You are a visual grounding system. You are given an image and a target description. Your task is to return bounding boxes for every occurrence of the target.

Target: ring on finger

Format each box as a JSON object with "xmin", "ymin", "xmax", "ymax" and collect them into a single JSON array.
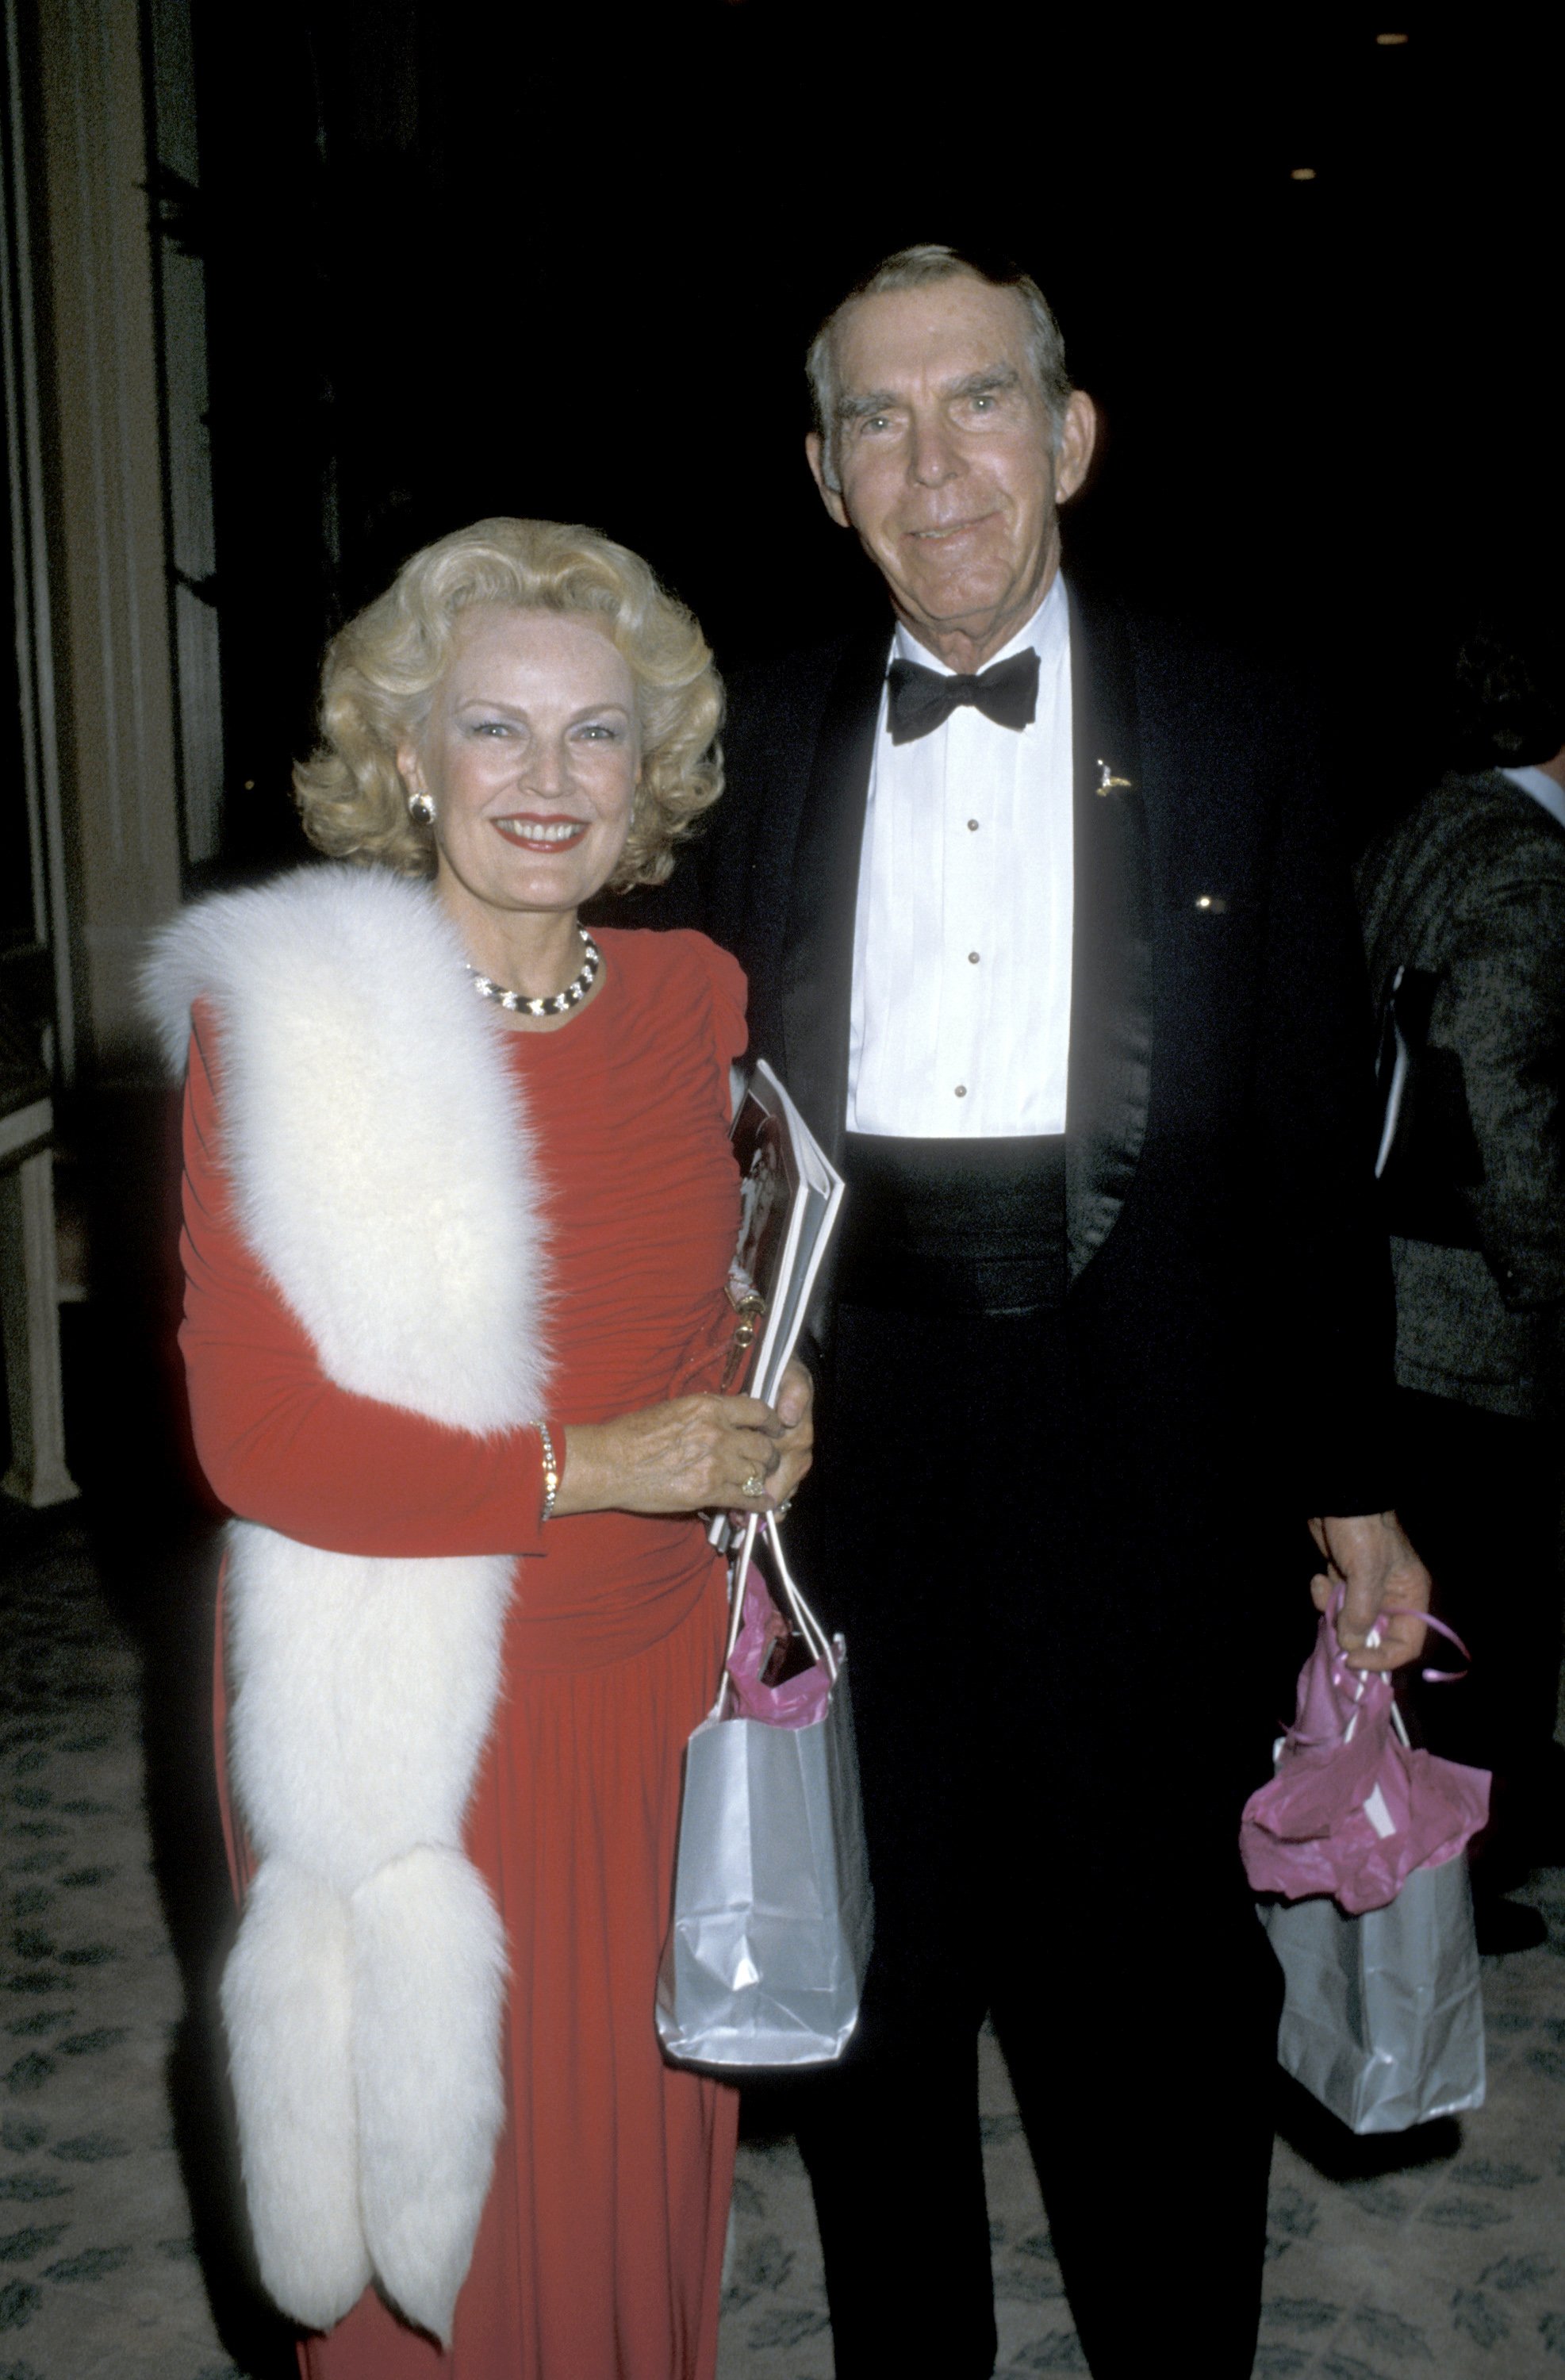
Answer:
[{"xmin": 741, "ymin": 1471, "xmax": 766, "ymax": 1498}]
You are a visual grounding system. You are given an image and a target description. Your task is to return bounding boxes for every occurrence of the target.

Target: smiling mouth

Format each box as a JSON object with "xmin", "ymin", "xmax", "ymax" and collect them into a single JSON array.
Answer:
[
  {"xmin": 494, "ymin": 816, "xmax": 589, "ymax": 850},
  {"xmin": 907, "ymin": 514, "xmax": 995, "ymax": 544}
]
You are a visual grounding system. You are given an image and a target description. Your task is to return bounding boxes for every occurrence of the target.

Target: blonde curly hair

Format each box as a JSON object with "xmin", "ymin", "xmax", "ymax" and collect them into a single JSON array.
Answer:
[{"xmin": 293, "ymin": 518, "xmax": 723, "ymax": 891}]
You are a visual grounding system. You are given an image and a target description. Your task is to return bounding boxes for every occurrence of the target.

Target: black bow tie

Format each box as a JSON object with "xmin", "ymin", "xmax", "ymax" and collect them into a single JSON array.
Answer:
[{"xmin": 886, "ymin": 647, "xmax": 1041, "ymax": 746}]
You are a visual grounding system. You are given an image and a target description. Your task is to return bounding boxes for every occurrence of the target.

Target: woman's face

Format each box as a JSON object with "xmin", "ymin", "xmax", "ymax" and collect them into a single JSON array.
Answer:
[{"xmin": 401, "ymin": 605, "xmax": 640, "ymax": 926}]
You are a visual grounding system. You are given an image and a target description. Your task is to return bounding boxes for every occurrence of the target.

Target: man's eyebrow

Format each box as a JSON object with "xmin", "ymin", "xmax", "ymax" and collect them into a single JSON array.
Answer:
[
  {"xmin": 946, "ymin": 366, "xmax": 1022, "ymax": 400},
  {"xmin": 835, "ymin": 389, "xmax": 899, "ymax": 424}
]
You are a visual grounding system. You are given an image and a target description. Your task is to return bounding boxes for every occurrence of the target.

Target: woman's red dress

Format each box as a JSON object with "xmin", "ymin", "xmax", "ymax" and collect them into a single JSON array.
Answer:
[{"xmin": 178, "ymin": 927, "xmax": 746, "ymax": 2380}]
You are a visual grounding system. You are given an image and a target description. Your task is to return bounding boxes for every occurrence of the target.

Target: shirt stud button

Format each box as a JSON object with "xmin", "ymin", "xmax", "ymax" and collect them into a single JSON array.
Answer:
[
  {"xmin": 968, "ymin": 950, "xmax": 980, "ymax": 964},
  {"xmin": 967, "ymin": 818, "xmax": 980, "ymax": 831},
  {"xmin": 954, "ymin": 1084, "xmax": 968, "ymax": 1098}
]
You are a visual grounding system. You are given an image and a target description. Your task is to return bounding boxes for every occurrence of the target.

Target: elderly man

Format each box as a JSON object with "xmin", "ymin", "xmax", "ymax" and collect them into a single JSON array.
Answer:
[{"xmin": 660, "ymin": 246, "xmax": 1429, "ymax": 2378}]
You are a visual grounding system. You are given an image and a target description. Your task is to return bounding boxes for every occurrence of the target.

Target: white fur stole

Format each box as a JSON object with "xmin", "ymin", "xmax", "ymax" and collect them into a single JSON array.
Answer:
[{"xmin": 146, "ymin": 865, "xmax": 550, "ymax": 2342}]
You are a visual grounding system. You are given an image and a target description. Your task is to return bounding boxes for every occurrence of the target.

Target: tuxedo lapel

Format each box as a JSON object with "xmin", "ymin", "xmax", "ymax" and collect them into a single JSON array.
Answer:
[
  {"xmin": 779, "ymin": 625, "xmax": 892, "ymax": 1160},
  {"xmin": 1065, "ymin": 584, "xmax": 1153, "ymax": 1279}
]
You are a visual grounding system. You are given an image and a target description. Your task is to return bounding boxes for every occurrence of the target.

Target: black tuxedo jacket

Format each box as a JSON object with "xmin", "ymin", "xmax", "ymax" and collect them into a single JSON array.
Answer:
[{"xmin": 645, "ymin": 583, "xmax": 1396, "ymax": 1526}]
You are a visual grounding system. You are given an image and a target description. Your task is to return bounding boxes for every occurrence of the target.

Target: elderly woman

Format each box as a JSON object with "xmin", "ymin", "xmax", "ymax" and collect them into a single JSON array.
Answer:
[{"xmin": 148, "ymin": 520, "xmax": 812, "ymax": 2380}]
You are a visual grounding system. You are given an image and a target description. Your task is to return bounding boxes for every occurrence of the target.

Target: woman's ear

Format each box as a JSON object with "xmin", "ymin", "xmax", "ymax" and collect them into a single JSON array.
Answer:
[{"xmin": 396, "ymin": 736, "xmax": 424, "ymax": 799}]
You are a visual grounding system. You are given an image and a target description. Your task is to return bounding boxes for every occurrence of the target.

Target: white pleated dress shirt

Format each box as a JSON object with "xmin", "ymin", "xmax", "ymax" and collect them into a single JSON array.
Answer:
[{"xmin": 847, "ymin": 573, "xmax": 1074, "ymax": 1138}]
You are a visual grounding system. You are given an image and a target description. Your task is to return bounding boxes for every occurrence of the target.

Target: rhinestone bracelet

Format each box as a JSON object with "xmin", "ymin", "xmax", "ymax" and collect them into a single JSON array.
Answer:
[{"xmin": 539, "ymin": 1422, "xmax": 560, "ymax": 1524}]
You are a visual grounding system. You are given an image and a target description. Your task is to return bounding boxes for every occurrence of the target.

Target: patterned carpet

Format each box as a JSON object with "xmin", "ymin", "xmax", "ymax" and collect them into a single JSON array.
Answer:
[{"xmin": 4, "ymin": 1497, "xmax": 1565, "ymax": 2380}]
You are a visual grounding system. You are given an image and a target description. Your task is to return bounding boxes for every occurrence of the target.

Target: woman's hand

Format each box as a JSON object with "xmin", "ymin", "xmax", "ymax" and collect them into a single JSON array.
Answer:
[
  {"xmin": 552, "ymin": 1361, "xmax": 815, "ymax": 1522},
  {"xmin": 761, "ymin": 1360, "xmax": 815, "ymax": 1509},
  {"xmin": 553, "ymin": 1389, "xmax": 781, "ymax": 1520}
]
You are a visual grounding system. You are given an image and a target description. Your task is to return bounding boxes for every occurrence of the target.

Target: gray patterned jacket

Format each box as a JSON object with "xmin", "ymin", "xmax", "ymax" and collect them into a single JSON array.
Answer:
[{"xmin": 1357, "ymin": 772, "xmax": 1565, "ymax": 1418}]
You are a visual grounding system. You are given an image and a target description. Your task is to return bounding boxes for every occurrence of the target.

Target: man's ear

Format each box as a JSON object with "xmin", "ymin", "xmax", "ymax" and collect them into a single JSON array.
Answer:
[
  {"xmin": 1054, "ymin": 391, "xmax": 1099, "ymax": 505},
  {"xmin": 805, "ymin": 432, "xmax": 850, "ymax": 530}
]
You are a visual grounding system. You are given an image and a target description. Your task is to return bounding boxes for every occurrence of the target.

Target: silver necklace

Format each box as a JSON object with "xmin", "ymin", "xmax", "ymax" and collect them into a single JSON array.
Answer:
[{"xmin": 466, "ymin": 926, "xmax": 601, "ymax": 1019}]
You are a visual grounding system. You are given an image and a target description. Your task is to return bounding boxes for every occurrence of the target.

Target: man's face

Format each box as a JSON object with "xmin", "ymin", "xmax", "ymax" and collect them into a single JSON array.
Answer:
[{"xmin": 807, "ymin": 277, "xmax": 1095, "ymax": 666}]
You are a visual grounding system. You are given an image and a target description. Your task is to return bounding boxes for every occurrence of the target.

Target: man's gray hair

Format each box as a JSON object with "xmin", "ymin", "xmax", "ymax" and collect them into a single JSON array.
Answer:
[{"xmin": 807, "ymin": 244, "xmax": 1072, "ymax": 493}]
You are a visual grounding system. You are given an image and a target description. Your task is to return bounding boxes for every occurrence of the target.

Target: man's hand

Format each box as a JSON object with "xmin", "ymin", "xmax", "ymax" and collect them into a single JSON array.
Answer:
[{"xmin": 1308, "ymin": 1511, "xmax": 1430, "ymax": 1672}]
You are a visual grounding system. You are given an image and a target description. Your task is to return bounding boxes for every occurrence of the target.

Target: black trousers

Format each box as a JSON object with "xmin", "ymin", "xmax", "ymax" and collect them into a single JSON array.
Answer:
[
  {"xmin": 1395, "ymin": 1388, "xmax": 1564, "ymax": 1865},
  {"xmin": 787, "ymin": 1295, "xmax": 1284, "ymax": 2380}
]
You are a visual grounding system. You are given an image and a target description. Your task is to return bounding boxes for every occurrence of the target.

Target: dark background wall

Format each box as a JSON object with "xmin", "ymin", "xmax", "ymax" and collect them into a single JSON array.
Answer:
[{"xmin": 189, "ymin": 6, "xmax": 1561, "ymax": 877}]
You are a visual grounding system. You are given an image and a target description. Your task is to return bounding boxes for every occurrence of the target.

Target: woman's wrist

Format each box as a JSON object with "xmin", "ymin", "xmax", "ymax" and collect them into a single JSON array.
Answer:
[
  {"xmin": 548, "ymin": 1421, "xmax": 605, "ymax": 1520},
  {"xmin": 538, "ymin": 1422, "xmax": 561, "ymax": 1524}
]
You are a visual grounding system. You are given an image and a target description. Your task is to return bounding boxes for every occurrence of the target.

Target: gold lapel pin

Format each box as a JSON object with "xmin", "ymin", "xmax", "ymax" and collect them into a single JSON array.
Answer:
[{"xmin": 1095, "ymin": 759, "xmax": 1134, "ymax": 795}]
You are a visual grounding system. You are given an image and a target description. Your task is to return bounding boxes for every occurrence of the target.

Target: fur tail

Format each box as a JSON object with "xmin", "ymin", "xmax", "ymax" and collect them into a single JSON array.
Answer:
[
  {"xmin": 351, "ymin": 1846, "xmax": 508, "ymax": 2345},
  {"xmin": 221, "ymin": 1857, "xmax": 372, "ymax": 2332}
]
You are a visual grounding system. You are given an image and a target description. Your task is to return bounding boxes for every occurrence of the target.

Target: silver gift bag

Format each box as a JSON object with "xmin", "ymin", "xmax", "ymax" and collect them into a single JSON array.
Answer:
[
  {"xmin": 1261, "ymin": 1853, "xmax": 1486, "ymax": 2134},
  {"xmin": 656, "ymin": 1518, "xmax": 873, "ymax": 2069}
]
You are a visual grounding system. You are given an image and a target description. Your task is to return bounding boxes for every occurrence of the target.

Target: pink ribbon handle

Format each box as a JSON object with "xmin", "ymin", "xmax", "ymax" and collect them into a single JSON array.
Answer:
[
  {"xmin": 1377, "ymin": 1603, "xmax": 1473, "ymax": 1685},
  {"xmin": 1281, "ymin": 1593, "xmax": 1474, "ymax": 1749}
]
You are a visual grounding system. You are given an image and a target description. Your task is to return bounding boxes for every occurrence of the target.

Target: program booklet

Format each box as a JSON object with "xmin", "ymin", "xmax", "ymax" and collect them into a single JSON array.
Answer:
[
  {"xmin": 725, "ymin": 1058, "xmax": 844, "ymax": 1407},
  {"xmin": 706, "ymin": 1060, "xmax": 844, "ymax": 1549}
]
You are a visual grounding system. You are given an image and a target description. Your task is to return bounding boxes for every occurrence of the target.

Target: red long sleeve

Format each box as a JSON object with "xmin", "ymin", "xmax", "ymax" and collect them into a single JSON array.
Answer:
[{"xmin": 178, "ymin": 1005, "xmax": 548, "ymax": 1558}]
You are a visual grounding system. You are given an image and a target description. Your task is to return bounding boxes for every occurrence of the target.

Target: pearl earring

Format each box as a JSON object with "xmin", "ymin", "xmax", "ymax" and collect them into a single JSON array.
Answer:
[{"xmin": 408, "ymin": 790, "xmax": 435, "ymax": 824}]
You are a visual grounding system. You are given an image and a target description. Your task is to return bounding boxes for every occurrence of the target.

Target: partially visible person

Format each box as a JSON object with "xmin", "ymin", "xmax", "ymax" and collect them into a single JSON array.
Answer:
[
  {"xmin": 148, "ymin": 519, "xmax": 813, "ymax": 2378},
  {"xmin": 1360, "ymin": 614, "xmax": 1565, "ymax": 1952}
]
